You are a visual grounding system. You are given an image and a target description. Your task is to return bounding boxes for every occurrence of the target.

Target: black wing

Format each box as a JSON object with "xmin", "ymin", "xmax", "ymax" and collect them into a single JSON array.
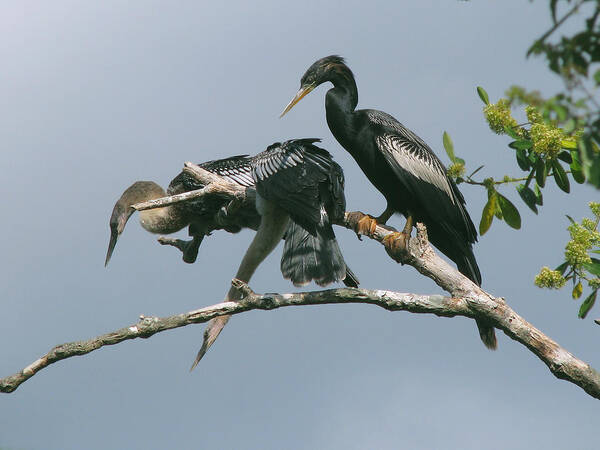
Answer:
[
  {"xmin": 365, "ymin": 110, "xmax": 477, "ymax": 244},
  {"xmin": 250, "ymin": 138, "xmax": 346, "ymax": 235},
  {"xmin": 167, "ymin": 155, "xmax": 254, "ymax": 194}
]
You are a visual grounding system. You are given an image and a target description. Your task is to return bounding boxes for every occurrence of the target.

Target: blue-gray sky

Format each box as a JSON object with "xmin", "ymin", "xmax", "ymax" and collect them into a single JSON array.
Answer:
[{"xmin": 2, "ymin": 1, "xmax": 599, "ymax": 449}]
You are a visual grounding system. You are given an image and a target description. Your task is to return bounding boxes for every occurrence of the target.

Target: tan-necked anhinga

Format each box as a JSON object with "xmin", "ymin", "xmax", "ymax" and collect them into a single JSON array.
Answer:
[
  {"xmin": 280, "ymin": 56, "xmax": 495, "ymax": 349},
  {"xmin": 105, "ymin": 155, "xmax": 260, "ymax": 267},
  {"xmin": 105, "ymin": 140, "xmax": 358, "ymax": 369}
]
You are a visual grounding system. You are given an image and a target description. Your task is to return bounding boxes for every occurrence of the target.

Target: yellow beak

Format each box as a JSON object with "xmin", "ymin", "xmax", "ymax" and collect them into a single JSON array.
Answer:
[{"xmin": 279, "ymin": 85, "xmax": 315, "ymax": 118}]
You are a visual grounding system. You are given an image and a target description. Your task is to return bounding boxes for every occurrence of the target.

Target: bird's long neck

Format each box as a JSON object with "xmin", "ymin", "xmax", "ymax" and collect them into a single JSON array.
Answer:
[
  {"xmin": 139, "ymin": 206, "xmax": 187, "ymax": 235},
  {"xmin": 226, "ymin": 197, "xmax": 289, "ymax": 301},
  {"xmin": 325, "ymin": 77, "xmax": 359, "ymax": 149}
]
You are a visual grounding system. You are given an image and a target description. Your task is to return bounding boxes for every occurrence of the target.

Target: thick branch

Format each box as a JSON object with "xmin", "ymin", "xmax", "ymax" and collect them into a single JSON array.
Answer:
[
  {"xmin": 0, "ymin": 282, "xmax": 458, "ymax": 393},
  {"xmin": 2, "ymin": 280, "xmax": 600, "ymax": 399}
]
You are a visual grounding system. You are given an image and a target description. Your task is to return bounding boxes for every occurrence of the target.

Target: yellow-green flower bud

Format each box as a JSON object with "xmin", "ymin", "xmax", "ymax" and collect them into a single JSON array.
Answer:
[
  {"xmin": 525, "ymin": 106, "xmax": 543, "ymax": 124},
  {"xmin": 582, "ymin": 218, "xmax": 597, "ymax": 232},
  {"xmin": 590, "ymin": 202, "xmax": 600, "ymax": 218},
  {"xmin": 530, "ymin": 122, "xmax": 563, "ymax": 157},
  {"xmin": 484, "ymin": 99, "xmax": 518, "ymax": 134},
  {"xmin": 589, "ymin": 278, "xmax": 600, "ymax": 290},
  {"xmin": 534, "ymin": 266, "xmax": 567, "ymax": 289},
  {"xmin": 447, "ymin": 162, "xmax": 465, "ymax": 179},
  {"xmin": 565, "ymin": 240, "xmax": 592, "ymax": 266}
]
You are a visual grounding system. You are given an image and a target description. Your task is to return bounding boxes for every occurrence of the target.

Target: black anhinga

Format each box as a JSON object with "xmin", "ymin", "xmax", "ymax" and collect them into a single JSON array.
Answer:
[
  {"xmin": 280, "ymin": 56, "xmax": 496, "ymax": 350},
  {"xmin": 191, "ymin": 138, "xmax": 358, "ymax": 368}
]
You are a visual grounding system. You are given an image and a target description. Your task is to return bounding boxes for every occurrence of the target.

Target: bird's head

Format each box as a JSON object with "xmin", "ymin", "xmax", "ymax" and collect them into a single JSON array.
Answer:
[
  {"xmin": 105, "ymin": 181, "xmax": 165, "ymax": 266},
  {"xmin": 280, "ymin": 55, "xmax": 353, "ymax": 117}
]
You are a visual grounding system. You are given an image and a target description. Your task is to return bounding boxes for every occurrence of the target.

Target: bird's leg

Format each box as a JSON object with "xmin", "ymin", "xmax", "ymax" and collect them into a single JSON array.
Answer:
[
  {"xmin": 375, "ymin": 205, "xmax": 395, "ymax": 224},
  {"xmin": 190, "ymin": 201, "xmax": 289, "ymax": 370},
  {"xmin": 382, "ymin": 215, "xmax": 414, "ymax": 262},
  {"xmin": 157, "ymin": 233, "xmax": 205, "ymax": 264}
]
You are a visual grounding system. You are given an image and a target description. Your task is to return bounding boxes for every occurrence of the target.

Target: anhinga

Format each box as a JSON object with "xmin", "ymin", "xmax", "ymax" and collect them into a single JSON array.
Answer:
[
  {"xmin": 104, "ymin": 139, "xmax": 358, "ymax": 368},
  {"xmin": 191, "ymin": 138, "xmax": 358, "ymax": 369},
  {"xmin": 105, "ymin": 155, "xmax": 260, "ymax": 267},
  {"xmin": 281, "ymin": 56, "xmax": 496, "ymax": 350}
]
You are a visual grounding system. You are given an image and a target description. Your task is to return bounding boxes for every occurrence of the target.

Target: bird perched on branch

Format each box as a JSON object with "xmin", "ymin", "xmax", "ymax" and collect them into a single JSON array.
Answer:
[
  {"xmin": 191, "ymin": 138, "xmax": 358, "ymax": 369},
  {"xmin": 104, "ymin": 139, "xmax": 358, "ymax": 368},
  {"xmin": 104, "ymin": 155, "xmax": 260, "ymax": 267},
  {"xmin": 280, "ymin": 55, "xmax": 495, "ymax": 350}
]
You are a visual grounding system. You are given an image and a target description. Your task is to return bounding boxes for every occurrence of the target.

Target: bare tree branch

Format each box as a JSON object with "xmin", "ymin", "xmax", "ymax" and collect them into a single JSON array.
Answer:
[
  {"xmin": 2, "ymin": 276, "xmax": 600, "ymax": 398},
  {"xmin": 133, "ymin": 162, "xmax": 250, "ymax": 212},
  {"xmin": 3, "ymin": 165, "xmax": 599, "ymax": 399}
]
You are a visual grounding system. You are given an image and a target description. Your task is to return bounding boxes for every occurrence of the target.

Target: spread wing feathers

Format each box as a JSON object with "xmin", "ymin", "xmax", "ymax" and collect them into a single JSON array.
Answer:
[
  {"xmin": 167, "ymin": 155, "xmax": 254, "ymax": 194},
  {"xmin": 251, "ymin": 139, "xmax": 346, "ymax": 235}
]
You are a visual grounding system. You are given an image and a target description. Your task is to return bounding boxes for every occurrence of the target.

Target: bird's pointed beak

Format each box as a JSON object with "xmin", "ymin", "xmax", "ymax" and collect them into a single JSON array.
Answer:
[
  {"xmin": 104, "ymin": 227, "xmax": 120, "ymax": 267},
  {"xmin": 280, "ymin": 85, "xmax": 314, "ymax": 118},
  {"xmin": 104, "ymin": 204, "xmax": 134, "ymax": 267}
]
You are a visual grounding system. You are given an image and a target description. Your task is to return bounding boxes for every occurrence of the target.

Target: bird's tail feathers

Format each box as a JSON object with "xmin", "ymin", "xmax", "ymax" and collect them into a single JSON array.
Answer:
[
  {"xmin": 476, "ymin": 318, "xmax": 497, "ymax": 350},
  {"xmin": 456, "ymin": 250, "xmax": 482, "ymax": 287},
  {"xmin": 281, "ymin": 220, "xmax": 356, "ymax": 287},
  {"xmin": 456, "ymin": 250, "xmax": 497, "ymax": 350}
]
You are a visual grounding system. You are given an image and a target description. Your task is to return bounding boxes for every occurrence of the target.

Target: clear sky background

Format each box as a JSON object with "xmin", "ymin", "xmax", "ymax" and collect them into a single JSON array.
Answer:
[{"xmin": 1, "ymin": 1, "xmax": 599, "ymax": 449}]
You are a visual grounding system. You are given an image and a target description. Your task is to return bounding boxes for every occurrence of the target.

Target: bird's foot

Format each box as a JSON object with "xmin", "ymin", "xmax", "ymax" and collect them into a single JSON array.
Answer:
[
  {"xmin": 157, "ymin": 235, "xmax": 203, "ymax": 263},
  {"xmin": 347, "ymin": 211, "xmax": 379, "ymax": 238},
  {"xmin": 382, "ymin": 231, "xmax": 410, "ymax": 263}
]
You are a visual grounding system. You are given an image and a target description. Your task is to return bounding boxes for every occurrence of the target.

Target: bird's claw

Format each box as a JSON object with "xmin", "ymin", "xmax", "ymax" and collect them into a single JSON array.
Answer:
[
  {"xmin": 382, "ymin": 231, "xmax": 410, "ymax": 263},
  {"xmin": 347, "ymin": 211, "xmax": 379, "ymax": 237}
]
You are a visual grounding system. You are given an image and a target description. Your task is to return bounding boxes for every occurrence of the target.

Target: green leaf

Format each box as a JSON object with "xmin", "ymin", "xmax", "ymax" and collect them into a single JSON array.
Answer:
[
  {"xmin": 557, "ymin": 151, "xmax": 572, "ymax": 164},
  {"xmin": 572, "ymin": 281, "xmax": 583, "ymax": 299},
  {"xmin": 516, "ymin": 184, "xmax": 538, "ymax": 214},
  {"xmin": 508, "ymin": 140, "xmax": 533, "ymax": 151},
  {"xmin": 479, "ymin": 191, "xmax": 497, "ymax": 236},
  {"xmin": 572, "ymin": 170, "xmax": 585, "ymax": 184},
  {"xmin": 477, "ymin": 86, "xmax": 490, "ymax": 105},
  {"xmin": 578, "ymin": 290, "xmax": 597, "ymax": 319},
  {"xmin": 566, "ymin": 215, "xmax": 576, "ymax": 224},
  {"xmin": 443, "ymin": 131, "xmax": 455, "ymax": 162},
  {"xmin": 583, "ymin": 258, "xmax": 600, "ymax": 277},
  {"xmin": 505, "ymin": 126, "xmax": 520, "ymax": 139},
  {"xmin": 455, "ymin": 157, "xmax": 465, "ymax": 165},
  {"xmin": 535, "ymin": 159, "xmax": 547, "ymax": 187},
  {"xmin": 497, "ymin": 193, "xmax": 521, "ymax": 229},
  {"xmin": 555, "ymin": 261, "xmax": 569, "ymax": 276},
  {"xmin": 552, "ymin": 159, "xmax": 570, "ymax": 193},
  {"xmin": 534, "ymin": 183, "xmax": 543, "ymax": 206},
  {"xmin": 561, "ymin": 139, "xmax": 577, "ymax": 150},
  {"xmin": 516, "ymin": 149, "xmax": 531, "ymax": 171},
  {"xmin": 571, "ymin": 160, "xmax": 586, "ymax": 184},
  {"xmin": 594, "ymin": 68, "xmax": 600, "ymax": 86}
]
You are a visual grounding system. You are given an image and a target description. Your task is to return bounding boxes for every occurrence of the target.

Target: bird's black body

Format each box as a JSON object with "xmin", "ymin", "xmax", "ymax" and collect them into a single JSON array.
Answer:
[
  {"xmin": 251, "ymin": 138, "xmax": 355, "ymax": 286},
  {"xmin": 330, "ymin": 107, "xmax": 481, "ymax": 285},
  {"xmin": 282, "ymin": 55, "xmax": 494, "ymax": 349}
]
